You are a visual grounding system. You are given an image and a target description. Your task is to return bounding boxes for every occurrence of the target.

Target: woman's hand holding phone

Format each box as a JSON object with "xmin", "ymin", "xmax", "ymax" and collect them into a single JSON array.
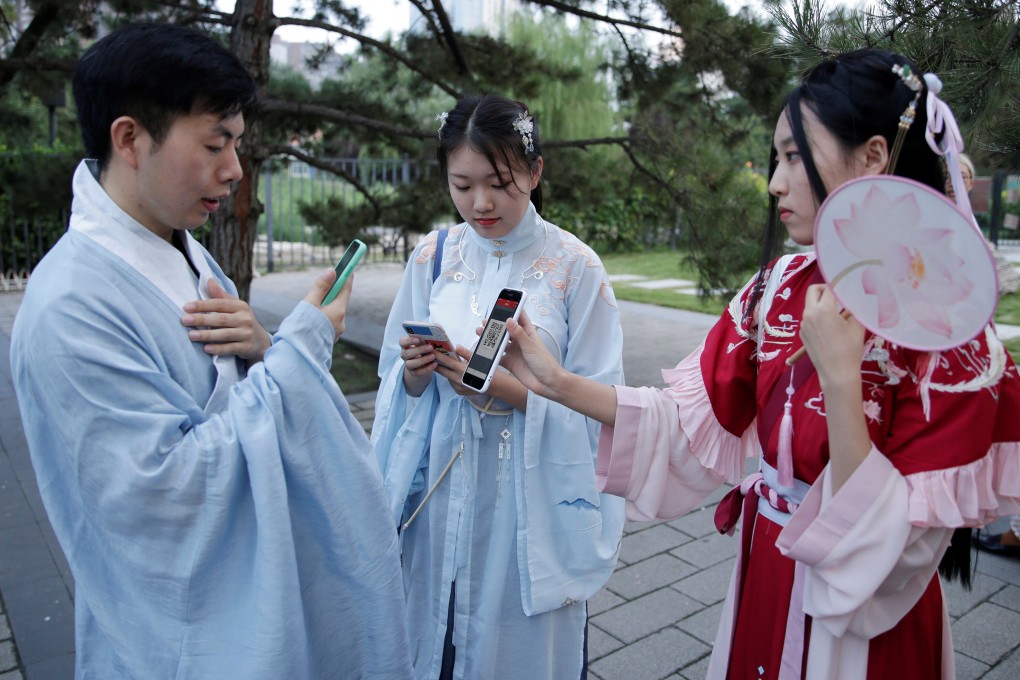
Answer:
[
  {"xmin": 502, "ymin": 311, "xmax": 565, "ymax": 400},
  {"xmin": 432, "ymin": 346, "xmax": 474, "ymax": 396},
  {"xmin": 400, "ymin": 334, "xmax": 443, "ymax": 396},
  {"xmin": 504, "ymin": 310, "xmax": 619, "ymax": 426},
  {"xmin": 432, "ymin": 344, "xmax": 528, "ymax": 411},
  {"xmin": 399, "ymin": 330, "xmax": 495, "ymax": 401}
]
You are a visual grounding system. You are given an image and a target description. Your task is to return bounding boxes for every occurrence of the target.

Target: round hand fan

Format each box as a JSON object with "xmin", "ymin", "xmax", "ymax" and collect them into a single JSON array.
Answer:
[{"xmin": 814, "ymin": 175, "xmax": 997, "ymax": 352}]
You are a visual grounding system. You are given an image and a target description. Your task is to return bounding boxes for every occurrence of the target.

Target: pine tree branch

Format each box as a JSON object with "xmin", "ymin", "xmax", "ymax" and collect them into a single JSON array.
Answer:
[
  {"xmin": 431, "ymin": 0, "xmax": 471, "ymax": 76},
  {"xmin": 0, "ymin": 0, "xmax": 62, "ymax": 91},
  {"xmin": 275, "ymin": 15, "xmax": 462, "ymax": 97},
  {"xmin": 261, "ymin": 99, "xmax": 434, "ymax": 139},
  {"xmin": 153, "ymin": 0, "xmax": 234, "ymax": 23},
  {"xmin": 264, "ymin": 144, "xmax": 382, "ymax": 214},
  {"xmin": 406, "ymin": 0, "xmax": 444, "ymax": 39},
  {"xmin": 544, "ymin": 136, "xmax": 632, "ymax": 149},
  {"xmin": 522, "ymin": 0, "xmax": 683, "ymax": 38},
  {"xmin": 619, "ymin": 141, "xmax": 676, "ymax": 198}
]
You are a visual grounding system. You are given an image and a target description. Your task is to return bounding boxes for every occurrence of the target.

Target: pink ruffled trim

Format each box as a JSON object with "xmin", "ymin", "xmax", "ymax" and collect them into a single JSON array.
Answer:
[
  {"xmin": 905, "ymin": 441, "xmax": 1020, "ymax": 527},
  {"xmin": 660, "ymin": 345, "xmax": 759, "ymax": 485}
]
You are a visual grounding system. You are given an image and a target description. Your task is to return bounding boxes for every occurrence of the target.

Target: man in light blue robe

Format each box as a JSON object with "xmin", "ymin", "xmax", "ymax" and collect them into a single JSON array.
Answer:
[{"xmin": 10, "ymin": 24, "xmax": 410, "ymax": 679}]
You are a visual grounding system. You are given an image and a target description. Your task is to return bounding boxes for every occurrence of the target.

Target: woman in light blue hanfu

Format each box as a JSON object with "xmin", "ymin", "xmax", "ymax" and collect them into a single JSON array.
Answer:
[{"xmin": 372, "ymin": 95, "xmax": 626, "ymax": 680}]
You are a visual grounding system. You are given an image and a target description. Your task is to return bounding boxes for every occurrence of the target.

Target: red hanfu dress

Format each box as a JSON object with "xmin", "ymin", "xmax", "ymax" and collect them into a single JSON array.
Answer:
[{"xmin": 596, "ymin": 253, "xmax": 1020, "ymax": 679}]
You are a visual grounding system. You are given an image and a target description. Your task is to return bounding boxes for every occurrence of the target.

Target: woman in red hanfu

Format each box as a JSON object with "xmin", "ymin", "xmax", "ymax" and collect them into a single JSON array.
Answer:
[{"xmin": 502, "ymin": 48, "xmax": 1020, "ymax": 680}]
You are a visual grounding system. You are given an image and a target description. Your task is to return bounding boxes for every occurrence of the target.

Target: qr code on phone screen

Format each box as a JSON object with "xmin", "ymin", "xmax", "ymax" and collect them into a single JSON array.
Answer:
[{"xmin": 482, "ymin": 322, "xmax": 503, "ymax": 349}]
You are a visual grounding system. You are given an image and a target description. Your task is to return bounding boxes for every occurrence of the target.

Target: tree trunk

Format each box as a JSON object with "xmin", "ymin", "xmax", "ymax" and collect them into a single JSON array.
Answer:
[{"xmin": 208, "ymin": 0, "xmax": 273, "ymax": 301}]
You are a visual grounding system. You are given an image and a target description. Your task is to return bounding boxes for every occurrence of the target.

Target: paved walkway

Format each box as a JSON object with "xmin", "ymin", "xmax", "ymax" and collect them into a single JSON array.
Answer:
[{"xmin": 2, "ymin": 258, "xmax": 1019, "ymax": 679}]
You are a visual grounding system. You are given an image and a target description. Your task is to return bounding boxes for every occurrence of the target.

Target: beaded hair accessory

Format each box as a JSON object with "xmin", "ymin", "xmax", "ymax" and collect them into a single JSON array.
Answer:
[
  {"xmin": 887, "ymin": 63, "xmax": 923, "ymax": 173},
  {"xmin": 513, "ymin": 111, "xmax": 535, "ymax": 153}
]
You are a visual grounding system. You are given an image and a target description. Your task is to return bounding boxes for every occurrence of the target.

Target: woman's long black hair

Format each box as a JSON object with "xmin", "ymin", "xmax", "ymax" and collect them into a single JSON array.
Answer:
[{"xmin": 747, "ymin": 49, "xmax": 972, "ymax": 588}]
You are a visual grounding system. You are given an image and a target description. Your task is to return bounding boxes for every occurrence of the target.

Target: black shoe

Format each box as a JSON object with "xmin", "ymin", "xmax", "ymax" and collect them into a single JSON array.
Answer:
[{"xmin": 974, "ymin": 531, "xmax": 1020, "ymax": 558}]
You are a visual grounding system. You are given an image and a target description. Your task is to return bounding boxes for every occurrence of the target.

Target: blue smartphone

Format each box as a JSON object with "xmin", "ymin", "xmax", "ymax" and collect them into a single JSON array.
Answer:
[{"xmin": 321, "ymin": 239, "xmax": 367, "ymax": 304}]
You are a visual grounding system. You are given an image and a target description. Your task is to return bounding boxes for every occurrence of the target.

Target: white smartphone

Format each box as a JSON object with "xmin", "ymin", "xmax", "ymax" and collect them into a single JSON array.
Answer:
[
  {"xmin": 321, "ymin": 239, "xmax": 367, "ymax": 304},
  {"xmin": 461, "ymin": 287, "xmax": 525, "ymax": 393},
  {"xmin": 402, "ymin": 321, "xmax": 455, "ymax": 355}
]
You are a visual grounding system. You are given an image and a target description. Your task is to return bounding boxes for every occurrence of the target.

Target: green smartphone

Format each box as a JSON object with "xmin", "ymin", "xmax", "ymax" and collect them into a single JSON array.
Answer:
[{"xmin": 321, "ymin": 239, "xmax": 367, "ymax": 304}]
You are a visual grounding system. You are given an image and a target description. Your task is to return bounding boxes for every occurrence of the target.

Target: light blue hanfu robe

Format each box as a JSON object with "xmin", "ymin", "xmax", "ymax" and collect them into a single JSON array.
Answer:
[
  {"xmin": 371, "ymin": 204, "xmax": 625, "ymax": 680},
  {"xmin": 10, "ymin": 160, "xmax": 411, "ymax": 679}
]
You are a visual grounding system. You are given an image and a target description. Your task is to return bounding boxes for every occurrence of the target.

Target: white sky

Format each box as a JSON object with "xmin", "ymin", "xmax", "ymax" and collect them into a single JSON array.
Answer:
[
  {"xmin": 266, "ymin": 1, "xmax": 864, "ymax": 47},
  {"xmin": 271, "ymin": 0, "xmax": 410, "ymax": 43},
  {"xmin": 267, "ymin": 0, "xmax": 767, "ymax": 44}
]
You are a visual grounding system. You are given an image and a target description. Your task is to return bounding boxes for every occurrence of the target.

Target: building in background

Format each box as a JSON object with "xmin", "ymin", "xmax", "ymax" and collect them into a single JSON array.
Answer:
[
  {"xmin": 270, "ymin": 0, "xmax": 526, "ymax": 86},
  {"xmin": 410, "ymin": 0, "xmax": 524, "ymax": 36},
  {"xmin": 270, "ymin": 35, "xmax": 347, "ymax": 90}
]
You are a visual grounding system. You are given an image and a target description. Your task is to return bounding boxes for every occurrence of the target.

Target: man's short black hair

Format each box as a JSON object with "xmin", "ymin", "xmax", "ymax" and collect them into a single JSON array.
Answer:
[{"xmin": 72, "ymin": 23, "xmax": 259, "ymax": 168}]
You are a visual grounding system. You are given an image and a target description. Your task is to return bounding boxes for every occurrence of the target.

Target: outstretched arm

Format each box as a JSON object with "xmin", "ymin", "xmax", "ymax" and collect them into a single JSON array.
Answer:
[{"xmin": 504, "ymin": 311, "xmax": 618, "ymax": 426}]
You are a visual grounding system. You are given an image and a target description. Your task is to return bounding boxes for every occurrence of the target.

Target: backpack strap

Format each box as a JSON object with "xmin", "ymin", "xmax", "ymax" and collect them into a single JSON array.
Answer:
[{"xmin": 432, "ymin": 229, "xmax": 448, "ymax": 283}]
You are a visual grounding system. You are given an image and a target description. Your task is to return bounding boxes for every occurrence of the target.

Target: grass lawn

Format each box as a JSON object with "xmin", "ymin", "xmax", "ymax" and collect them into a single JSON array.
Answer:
[
  {"xmin": 330, "ymin": 340, "xmax": 382, "ymax": 395},
  {"xmin": 600, "ymin": 250, "xmax": 730, "ymax": 315},
  {"xmin": 1005, "ymin": 336, "xmax": 1020, "ymax": 362}
]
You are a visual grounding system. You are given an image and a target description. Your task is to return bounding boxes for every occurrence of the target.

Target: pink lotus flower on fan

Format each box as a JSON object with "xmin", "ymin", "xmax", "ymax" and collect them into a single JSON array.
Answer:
[{"xmin": 833, "ymin": 184, "xmax": 973, "ymax": 338}]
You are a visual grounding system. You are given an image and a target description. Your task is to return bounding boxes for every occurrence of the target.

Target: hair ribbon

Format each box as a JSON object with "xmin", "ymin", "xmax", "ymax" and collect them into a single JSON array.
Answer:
[{"xmin": 923, "ymin": 73, "xmax": 976, "ymax": 225}]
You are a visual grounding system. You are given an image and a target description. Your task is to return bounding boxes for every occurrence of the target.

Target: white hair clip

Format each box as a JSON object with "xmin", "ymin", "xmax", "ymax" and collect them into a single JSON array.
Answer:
[
  {"xmin": 436, "ymin": 111, "xmax": 448, "ymax": 137},
  {"xmin": 512, "ymin": 111, "xmax": 535, "ymax": 153}
]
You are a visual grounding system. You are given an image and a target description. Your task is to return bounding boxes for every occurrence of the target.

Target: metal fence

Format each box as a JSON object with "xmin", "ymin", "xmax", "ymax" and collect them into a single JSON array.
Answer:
[
  {"xmin": 1, "ymin": 209, "xmax": 68, "ymax": 291},
  {"xmin": 256, "ymin": 156, "xmax": 432, "ymax": 272},
  {"xmin": 0, "ymin": 156, "xmax": 432, "ymax": 291}
]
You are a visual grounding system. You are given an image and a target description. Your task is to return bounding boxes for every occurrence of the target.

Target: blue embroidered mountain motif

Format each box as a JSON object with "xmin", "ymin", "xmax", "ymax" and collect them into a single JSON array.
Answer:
[{"xmin": 558, "ymin": 498, "xmax": 598, "ymax": 510}]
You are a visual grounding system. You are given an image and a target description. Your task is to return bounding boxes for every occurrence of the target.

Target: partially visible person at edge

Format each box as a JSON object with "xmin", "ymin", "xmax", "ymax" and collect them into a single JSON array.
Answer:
[
  {"xmin": 975, "ymin": 515, "xmax": 1020, "ymax": 558},
  {"xmin": 370, "ymin": 94, "xmax": 626, "ymax": 679},
  {"xmin": 502, "ymin": 49, "xmax": 1020, "ymax": 679},
  {"xmin": 943, "ymin": 151, "xmax": 974, "ymax": 200},
  {"xmin": 950, "ymin": 154, "xmax": 1020, "ymax": 558},
  {"xmin": 946, "ymin": 152, "xmax": 1020, "ymax": 297},
  {"xmin": 9, "ymin": 23, "xmax": 410, "ymax": 678}
]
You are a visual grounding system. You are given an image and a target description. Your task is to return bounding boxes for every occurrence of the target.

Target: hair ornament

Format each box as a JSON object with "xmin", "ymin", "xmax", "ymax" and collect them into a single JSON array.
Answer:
[
  {"xmin": 891, "ymin": 63, "xmax": 923, "ymax": 92},
  {"xmin": 886, "ymin": 62, "xmax": 925, "ymax": 176},
  {"xmin": 889, "ymin": 65, "xmax": 977, "ymax": 227},
  {"xmin": 435, "ymin": 111, "xmax": 448, "ymax": 137},
  {"xmin": 512, "ymin": 111, "xmax": 535, "ymax": 153},
  {"xmin": 920, "ymin": 72, "xmax": 977, "ymax": 223}
]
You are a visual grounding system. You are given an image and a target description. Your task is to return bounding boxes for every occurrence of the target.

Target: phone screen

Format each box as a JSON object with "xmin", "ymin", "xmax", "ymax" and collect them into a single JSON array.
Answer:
[
  {"xmin": 333, "ymin": 243, "xmax": 360, "ymax": 276},
  {"xmin": 322, "ymin": 240, "xmax": 366, "ymax": 304},
  {"xmin": 463, "ymin": 291, "xmax": 522, "ymax": 389}
]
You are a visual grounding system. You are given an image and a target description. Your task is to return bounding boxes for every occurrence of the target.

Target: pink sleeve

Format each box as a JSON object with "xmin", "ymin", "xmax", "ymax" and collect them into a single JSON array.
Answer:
[
  {"xmin": 777, "ymin": 448, "xmax": 952, "ymax": 640},
  {"xmin": 596, "ymin": 344, "xmax": 759, "ymax": 522},
  {"xmin": 904, "ymin": 440, "xmax": 1020, "ymax": 527}
]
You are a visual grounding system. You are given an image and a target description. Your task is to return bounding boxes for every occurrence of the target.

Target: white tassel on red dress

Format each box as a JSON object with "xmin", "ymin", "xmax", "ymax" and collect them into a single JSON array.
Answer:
[{"xmin": 777, "ymin": 370, "xmax": 795, "ymax": 488}]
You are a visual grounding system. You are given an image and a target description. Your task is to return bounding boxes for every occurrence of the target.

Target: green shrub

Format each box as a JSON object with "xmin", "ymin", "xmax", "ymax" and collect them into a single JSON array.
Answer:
[{"xmin": 0, "ymin": 146, "xmax": 78, "ymax": 272}]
